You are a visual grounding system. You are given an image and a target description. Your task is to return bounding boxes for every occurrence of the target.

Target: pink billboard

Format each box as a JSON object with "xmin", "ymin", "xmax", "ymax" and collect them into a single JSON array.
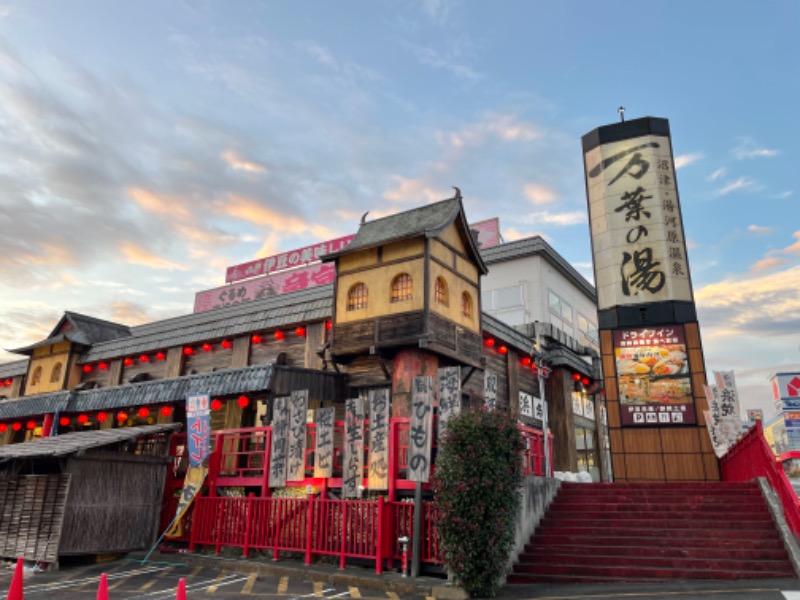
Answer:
[
  {"xmin": 195, "ymin": 263, "xmax": 335, "ymax": 313},
  {"xmin": 469, "ymin": 218, "xmax": 501, "ymax": 249},
  {"xmin": 225, "ymin": 235, "xmax": 354, "ymax": 284}
]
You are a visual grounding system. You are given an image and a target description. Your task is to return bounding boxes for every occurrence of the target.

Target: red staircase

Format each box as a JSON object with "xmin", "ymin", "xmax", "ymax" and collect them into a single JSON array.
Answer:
[{"xmin": 509, "ymin": 481, "xmax": 798, "ymax": 584}]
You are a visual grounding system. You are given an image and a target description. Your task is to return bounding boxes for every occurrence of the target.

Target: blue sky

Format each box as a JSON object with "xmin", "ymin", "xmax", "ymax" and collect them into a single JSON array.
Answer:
[{"xmin": 0, "ymin": 1, "xmax": 797, "ymax": 416}]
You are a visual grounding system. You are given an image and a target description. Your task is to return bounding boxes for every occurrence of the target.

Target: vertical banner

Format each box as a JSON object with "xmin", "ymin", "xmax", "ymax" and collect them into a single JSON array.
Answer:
[
  {"xmin": 484, "ymin": 371, "xmax": 498, "ymax": 411},
  {"xmin": 704, "ymin": 385, "xmax": 729, "ymax": 458},
  {"xmin": 287, "ymin": 390, "xmax": 309, "ymax": 482},
  {"xmin": 269, "ymin": 396, "xmax": 290, "ymax": 487},
  {"xmin": 519, "ymin": 391, "xmax": 534, "ymax": 418},
  {"xmin": 186, "ymin": 393, "xmax": 211, "ymax": 467},
  {"xmin": 533, "ymin": 393, "xmax": 544, "ymax": 422},
  {"xmin": 437, "ymin": 366, "xmax": 461, "ymax": 441},
  {"xmin": 165, "ymin": 464, "xmax": 207, "ymax": 538},
  {"xmin": 368, "ymin": 388, "xmax": 390, "ymax": 490},
  {"xmin": 409, "ymin": 376, "xmax": 434, "ymax": 483},
  {"xmin": 343, "ymin": 398, "xmax": 364, "ymax": 499},
  {"xmin": 314, "ymin": 407, "xmax": 335, "ymax": 478}
]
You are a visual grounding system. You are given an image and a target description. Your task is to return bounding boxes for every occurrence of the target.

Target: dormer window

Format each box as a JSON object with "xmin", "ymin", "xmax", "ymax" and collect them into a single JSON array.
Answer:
[
  {"xmin": 461, "ymin": 292, "xmax": 473, "ymax": 319},
  {"xmin": 32, "ymin": 366, "xmax": 43, "ymax": 386},
  {"xmin": 391, "ymin": 273, "xmax": 413, "ymax": 303},
  {"xmin": 435, "ymin": 277, "xmax": 449, "ymax": 306},
  {"xmin": 50, "ymin": 362, "xmax": 63, "ymax": 383},
  {"xmin": 347, "ymin": 283, "xmax": 368, "ymax": 311}
]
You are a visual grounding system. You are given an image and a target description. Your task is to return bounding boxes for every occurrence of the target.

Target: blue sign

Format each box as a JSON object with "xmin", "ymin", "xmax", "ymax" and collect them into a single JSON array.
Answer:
[
  {"xmin": 785, "ymin": 420, "xmax": 800, "ymax": 430},
  {"xmin": 781, "ymin": 399, "xmax": 800, "ymax": 411},
  {"xmin": 186, "ymin": 393, "xmax": 211, "ymax": 467}
]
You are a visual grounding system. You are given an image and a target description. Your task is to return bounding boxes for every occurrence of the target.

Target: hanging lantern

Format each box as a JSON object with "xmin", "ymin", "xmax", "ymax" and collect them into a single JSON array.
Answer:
[
  {"xmin": 498, "ymin": 345, "xmax": 508, "ymax": 355},
  {"xmin": 202, "ymin": 343, "xmax": 212, "ymax": 352},
  {"xmin": 0, "ymin": 423, "xmax": 7, "ymax": 433},
  {"xmin": 160, "ymin": 406, "xmax": 173, "ymax": 417},
  {"xmin": 582, "ymin": 377, "xmax": 590, "ymax": 386},
  {"xmin": 295, "ymin": 327, "xmax": 306, "ymax": 337},
  {"xmin": 97, "ymin": 412, "xmax": 108, "ymax": 423},
  {"xmin": 572, "ymin": 373, "xmax": 581, "ymax": 381},
  {"xmin": 140, "ymin": 354, "xmax": 150, "ymax": 363},
  {"xmin": 83, "ymin": 365, "xmax": 92, "ymax": 373},
  {"xmin": 221, "ymin": 340, "xmax": 232, "ymax": 349},
  {"xmin": 183, "ymin": 347, "xmax": 194, "ymax": 356},
  {"xmin": 156, "ymin": 352, "xmax": 166, "ymax": 361},
  {"xmin": 274, "ymin": 330, "xmax": 284, "ymax": 340},
  {"xmin": 11, "ymin": 422, "xmax": 21, "ymax": 431},
  {"xmin": 237, "ymin": 395, "xmax": 249, "ymax": 408},
  {"xmin": 78, "ymin": 414, "xmax": 89, "ymax": 424},
  {"xmin": 116, "ymin": 411, "xmax": 128, "ymax": 422},
  {"xmin": 59, "ymin": 416, "xmax": 71, "ymax": 427},
  {"xmin": 521, "ymin": 357, "xmax": 532, "ymax": 366},
  {"xmin": 211, "ymin": 398, "xmax": 223, "ymax": 411},
  {"xmin": 326, "ymin": 320, "xmax": 333, "ymax": 331},
  {"xmin": 0, "ymin": 381, "xmax": 4, "ymax": 388},
  {"xmin": 123, "ymin": 357, "xmax": 133, "ymax": 367},
  {"xmin": 4, "ymin": 378, "xmax": 12, "ymax": 386},
  {"xmin": 138, "ymin": 407, "xmax": 150, "ymax": 418},
  {"xmin": 26, "ymin": 420, "xmax": 36, "ymax": 430},
  {"xmin": 484, "ymin": 338, "xmax": 495, "ymax": 347},
  {"xmin": 98, "ymin": 362, "xmax": 108, "ymax": 371},
  {"xmin": 251, "ymin": 334, "xmax": 262, "ymax": 344}
]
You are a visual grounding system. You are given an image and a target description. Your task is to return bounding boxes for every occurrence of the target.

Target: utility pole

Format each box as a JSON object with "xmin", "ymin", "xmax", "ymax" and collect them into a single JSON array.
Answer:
[{"xmin": 534, "ymin": 322, "xmax": 550, "ymax": 476}]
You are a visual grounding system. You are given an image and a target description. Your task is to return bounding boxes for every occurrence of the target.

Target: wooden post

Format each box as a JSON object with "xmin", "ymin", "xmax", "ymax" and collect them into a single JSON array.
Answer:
[{"xmin": 411, "ymin": 482, "xmax": 423, "ymax": 578}]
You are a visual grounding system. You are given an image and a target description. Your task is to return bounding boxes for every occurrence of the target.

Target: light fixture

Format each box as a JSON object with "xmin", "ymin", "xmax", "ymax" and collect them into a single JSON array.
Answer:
[
  {"xmin": 160, "ymin": 406, "xmax": 173, "ymax": 417},
  {"xmin": 138, "ymin": 407, "xmax": 150, "ymax": 418},
  {"xmin": 274, "ymin": 330, "xmax": 284, "ymax": 340},
  {"xmin": 221, "ymin": 340, "xmax": 232, "ymax": 349},
  {"xmin": 211, "ymin": 398, "xmax": 223, "ymax": 411},
  {"xmin": 59, "ymin": 417, "xmax": 71, "ymax": 426},
  {"xmin": 140, "ymin": 354, "xmax": 150, "ymax": 363},
  {"xmin": 295, "ymin": 327, "xmax": 306, "ymax": 337},
  {"xmin": 237, "ymin": 395, "xmax": 249, "ymax": 408},
  {"xmin": 183, "ymin": 347, "xmax": 194, "ymax": 356},
  {"xmin": 251, "ymin": 334, "xmax": 262, "ymax": 344}
]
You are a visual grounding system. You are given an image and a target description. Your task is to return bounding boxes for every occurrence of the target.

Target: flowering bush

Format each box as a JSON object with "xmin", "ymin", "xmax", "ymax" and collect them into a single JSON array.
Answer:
[{"xmin": 433, "ymin": 409, "xmax": 523, "ymax": 597}]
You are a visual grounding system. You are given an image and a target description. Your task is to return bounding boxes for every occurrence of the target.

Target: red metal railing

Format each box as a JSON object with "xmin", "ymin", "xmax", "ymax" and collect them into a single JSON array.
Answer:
[{"xmin": 720, "ymin": 420, "xmax": 800, "ymax": 536}]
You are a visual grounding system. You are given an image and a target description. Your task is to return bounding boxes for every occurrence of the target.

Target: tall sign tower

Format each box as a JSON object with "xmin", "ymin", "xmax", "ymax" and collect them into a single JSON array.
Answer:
[{"xmin": 582, "ymin": 117, "xmax": 718, "ymax": 481}]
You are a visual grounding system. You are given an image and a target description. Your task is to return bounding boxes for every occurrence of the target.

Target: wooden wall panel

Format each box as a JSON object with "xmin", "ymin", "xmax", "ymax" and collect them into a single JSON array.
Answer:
[
  {"xmin": 703, "ymin": 453, "xmax": 721, "ymax": 480},
  {"xmin": 684, "ymin": 322, "xmax": 702, "ymax": 348},
  {"xmin": 622, "ymin": 429, "xmax": 662, "ymax": 453},
  {"xmin": 607, "ymin": 401, "xmax": 620, "ymax": 428},
  {"xmin": 664, "ymin": 453, "xmax": 706, "ymax": 480},
  {"xmin": 609, "ymin": 429, "xmax": 624, "ymax": 453},
  {"xmin": 660, "ymin": 428, "xmax": 700, "ymax": 453},
  {"xmin": 184, "ymin": 347, "xmax": 233, "ymax": 375},
  {"xmin": 231, "ymin": 336, "xmax": 250, "ymax": 369},
  {"xmin": 612, "ymin": 453, "xmax": 627, "ymax": 479},
  {"xmin": 624, "ymin": 454, "xmax": 665, "ymax": 480}
]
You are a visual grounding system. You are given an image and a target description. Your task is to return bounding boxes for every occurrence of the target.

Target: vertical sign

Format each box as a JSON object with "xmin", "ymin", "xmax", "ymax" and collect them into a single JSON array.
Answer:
[
  {"xmin": 533, "ymin": 393, "xmax": 544, "ymax": 422},
  {"xmin": 368, "ymin": 388, "xmax": 390, "ymax": 490},
  {"xmin": 583, "ymin": 118, "xmax": 693, "ymax": 310},
  {"xmin": 438, "ymin": 366, "xmax": 461, "ymax": 441},
  {"xmin": 703, "ymin": 385, "xmax": 728, "ymax": 458},
  {"xmin": 314, "ymin": 407, "xmax": 335, "ymax": 478},
  {"xmin": 186, "ymin": 393, "xmax": 211, "ymax": 467},
  {"xmin": 409, "ymin": 376, "xmax": 434, "ymax": 483},
  {"xmin": 519, "ymin": 391, "xmax": 534, "ymax": 418},
  {"xmin": 484, "ymin": 371, "xmax": 498, "ymax": 411},
  {"xmin": 343, "ymin": 398, "xmax": 364, "ymax": 499},
  {"xmin": 714, "ymin": 370, "xmax": 742, "ymax": 445},
  {"xmin": 269, "ymin": 396, "xmax": 289, "ymax": 487},
  {"xmin": 286, "ymin": 390, "xmax": 309, "ymax": 482}
]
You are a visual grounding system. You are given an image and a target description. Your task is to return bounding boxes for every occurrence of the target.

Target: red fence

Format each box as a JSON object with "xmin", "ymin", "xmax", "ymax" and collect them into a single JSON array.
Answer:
[
  {"xmin": 720, "ymin": 420, "xmax": 800, "ymax": 537},
  {"xmin": 187, "ymin": 495, "xmax": 440, "ymax": 571}
]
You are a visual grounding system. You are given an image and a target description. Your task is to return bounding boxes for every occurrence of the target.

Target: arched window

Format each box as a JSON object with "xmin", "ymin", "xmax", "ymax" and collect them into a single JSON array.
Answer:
[
  {"xmin": 461, "ymin": 292, "xmax": 473, "ymax": 319},
  {"xmin": 50, "ymin": 362, "xmax": 63, "ymax": 383},
  {"xmin": 435, "ymin": 277, "xmax": 449, "ymax": 306},
  {"xmin": 391, "ymin": 273, "xmax": 413, "ymax": 303},
  {"xmin": 347, "ymin": 283, "xmax": 368, "ymax": 311},
  {"xmin": 32, "ymin": 366, "xmax": 43, "ymax": 386}
]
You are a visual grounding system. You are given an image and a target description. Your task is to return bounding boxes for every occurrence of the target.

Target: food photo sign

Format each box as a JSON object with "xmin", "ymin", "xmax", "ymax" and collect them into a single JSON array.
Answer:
[{"xmin": 613, "ymin": 325, "xmax": 696, "ymax": 426}]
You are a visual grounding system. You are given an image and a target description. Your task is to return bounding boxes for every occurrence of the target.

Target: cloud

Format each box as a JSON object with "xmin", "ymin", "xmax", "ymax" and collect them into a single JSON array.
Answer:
[
  {"xmin": 785, "ymin": 231, "xmax": 800, "ymax": 254},
  {"xmin": 221, "ymin": 150, "xmax": 268, "ymax": 174},
  {"xmin": 750, "ymin": 257, "xmax": 786, "ymax": 272},
  {"xmin": 707, "ymin": 167, "xmax": 727, "ymax": 182},
  {"xmin": 119, "ymin": 242, "xmax": 188, "ymax": 271},
  {"xmin": 407, "ymin": 42, "xmax": 481, "ymax": 81},
  {"xmin": 383, "ymin": 176, "xmax": 450, "ymax": 204},
  {"xmin": 524, "ymin": 183, "xmax": 558, "ymax": 205},
  {"xmin": 772, "ymin": 191, "xmax": 793, "ymax": 200},
  {"xmin": 437, "ymin": 114, "xmax": 541, "ymax": 149},
  {"xmin": 674, "ymin": 153, "xmax": 703, "ymax": 169},
  {"xmin": 747, "ymin": 224, "xmax": 772, "ymax": 236},
  {"xmin": 732, "ymin": 137, "xmax": 779, "ymax": 160},
  {"xmin": 521, "ymin": 211, "xmax": 586, "ymax": 227},
  {"xmin": 419, "ymin": 0, "xmax": 458, "ymax": 23},
  {"xmin": 713, "ymin": 177, "xmax": 759, "ymax": 197}
]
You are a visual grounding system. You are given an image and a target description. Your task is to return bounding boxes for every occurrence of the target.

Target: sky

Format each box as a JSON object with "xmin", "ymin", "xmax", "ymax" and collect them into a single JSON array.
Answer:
[{"xmin": 0, "ymin": 1, "xmax": 798, "ymax": 418}]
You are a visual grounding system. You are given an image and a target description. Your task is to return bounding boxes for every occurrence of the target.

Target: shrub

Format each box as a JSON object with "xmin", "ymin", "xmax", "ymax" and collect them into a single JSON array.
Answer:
[{"xmin": 433, "ymin": 409, "xmax": 524, "ymax": 597}]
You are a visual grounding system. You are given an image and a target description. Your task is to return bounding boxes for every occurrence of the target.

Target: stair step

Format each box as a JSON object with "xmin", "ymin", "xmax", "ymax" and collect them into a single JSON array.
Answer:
[
  {"xmin": 546, "ymin": 507, "xmax": 772, "ymax": 519},
  {"xmin": 561, "ymin": 482, "xmax": 760, "ymax": 491},
  {"xmin": 510, "ymin": 563, "xmax": 796, "ymax": 581},
  {"xmin": 532, "ymin": 526, "xmax": 782, "ymax": 540},
  {"xmin": 525, "ymin": 540, "xmax": 788, "ymax": 557},
  {"xmin": 528, "ymin": 533, "xmax": 786, "ymax": 550},
  {"xmin": 514, "ymin": 552, "xmax": 794, "ymax": 573},
  {"xmin": 539, "ymin": 516, "xmax": 774, "ymax": 530}
]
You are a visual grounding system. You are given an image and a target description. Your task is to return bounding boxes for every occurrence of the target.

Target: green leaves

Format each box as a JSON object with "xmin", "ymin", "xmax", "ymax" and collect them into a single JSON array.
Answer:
[{"xmin": 433, "ymin": 409, "xmax": 523, "ymax": 597}]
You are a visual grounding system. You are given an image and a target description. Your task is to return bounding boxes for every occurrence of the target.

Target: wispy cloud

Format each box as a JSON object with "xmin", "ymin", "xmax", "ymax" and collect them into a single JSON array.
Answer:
[
  {"xmin": 407, "ymin": 41, "xmax": 481, "ymax": 81},
  {"xmin": 419, "ymin": 0, "xmax": 458, "ymax": 23},
  {"xmin": 437, "ymin": 114, "xmax": 541, "ymax": 149},
  {"xmin": 221, "ymin": 150, "xmax": 267, "ymax": 174},
  {"xmin": 524, "ymin": 183, "xmax": 558, "ymax": 205},
  {"xmin": 521, "ymin": 211, "xmax": 586, "ymax": 227},
  {"xmin": 732, "ymin": 137, "xmax": 779, "ymax": 160},
  {"xmin": 119, "ymin": 242, "xmax": 187, "ymax": 271},
  {"xmin": 383, "ymin": 176, "xmax": 450, "ymax": 204},
  {"xmin": 785, "ymin": 231, "xmax": 800, "ymax": 254},
  {"xmin": 750, "ymin": 257, "xmax": 786, "ymax": 272},
  {"xmin": 674, "ymin": 153, "xmax": 703, "ymax": 169},
  {"xmin": 772, "ymin": 190, "xmax": 793, "ymax": 200},
  {"xmin": 714, "ymin": 177, "xmax": 759, "ymax": 197},
  {"xmin": 747, "ymin": 224, "xmax": 772, "ymax": 236},
  {"xmin": 707, "ymin": 167, "xmax": 727, "ymax": 182}
]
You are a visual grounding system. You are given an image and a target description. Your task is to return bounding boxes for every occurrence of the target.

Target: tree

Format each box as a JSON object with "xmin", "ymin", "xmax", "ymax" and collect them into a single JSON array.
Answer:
[{"xmin": 433, "ymin": 409, "xmax": 524, "ymax": 597}]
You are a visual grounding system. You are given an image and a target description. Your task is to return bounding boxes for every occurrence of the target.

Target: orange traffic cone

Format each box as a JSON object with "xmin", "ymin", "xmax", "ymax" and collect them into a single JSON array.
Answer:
[
  {"xmin": 6, "ymin": 557, "xmax": 24, "ymax": 600},
  {"xmin": 96, "ymin": 573, "xmax": 108, "ymax": 600},
  {"xmin": 175, "ymin": 578, "xmax": 186, "ymax": 600}
]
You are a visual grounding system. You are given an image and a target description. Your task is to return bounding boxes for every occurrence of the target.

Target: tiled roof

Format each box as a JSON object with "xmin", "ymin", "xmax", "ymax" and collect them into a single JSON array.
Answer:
[
  {"xmin": 0, "ymin": 391, "xmax": 72, "ymax": 419},
  {"xmin": 0, "ymin": 359, "xmax": 28, "ymax": 378},
  {"xmin": 81, "ymin": 284, "xmax": 333, "ymax": 362},
  {"xmin": 481, "ymin": 236, "xmax": 597, "ymax": 300},
  {"xmin": 482, "ymin": 312, "xmax": 538, "ymax": 357},
  {"xmin": 8, "ymin": 311, "xmax": 131, "ymax": 354},
  {"xmin": 0, "ymin": 423, "xmax": 181, "ymax": 461}
]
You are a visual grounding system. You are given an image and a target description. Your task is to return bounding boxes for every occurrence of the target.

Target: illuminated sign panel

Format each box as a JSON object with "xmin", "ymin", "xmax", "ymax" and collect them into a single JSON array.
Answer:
[
  {"xmin": 584, "ymin": 133, "xmax": 692, "ymax": 311},
  {"xmin": 613, "ymin": 325, "xmax": 696, "ymax": 426}
]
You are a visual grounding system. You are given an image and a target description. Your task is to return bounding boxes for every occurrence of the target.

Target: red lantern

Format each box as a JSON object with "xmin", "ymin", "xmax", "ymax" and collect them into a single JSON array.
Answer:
[
  {"xmin": 160, "ymin": 406, "xmax": 173, "ymax": 417},
  {"xmin": 326, "ymin": 320, "xmax": 333, "ymax": 331},
  {"xmin": 498, "ymin": 345, "xmax": 508, "ymax": 355},
  {"xmin": 202, "ymin": 343, "xmax": 212, "ymax": 352},
  {"xmin": 83, "ymin": 365, "xmax": 92, "ymax": 373},
  {"xmin": 237, "ymin": 395, "xmax": 249, "ymax": 408},
  {"xmin": 221, "ymin": 340, "xmax": 232, "ymax": 349},
  {"xmin": 98, "ymin": 362, "xmax": 108, "ymax": 370},
  {"xmin": 156, "ymin": 352, "xmax": 166, "ymax": 361},
  {"xmin": 78, "ymin": 414, "xmax": 89, "ymax": 424},
  {"xmin": 59, "ymin": 416, "xmax": 71, "ymax": 427},
  {"xmin": 0, "ymin": 380, "xmax": 4, "ymax": 388},
  {"xmin": 183, "ymin": 347, "xmax": 193, "ymax": 355},
  {"xmin": 211, "ymin": 398, "xmax": 223, "ymax": 411},
  {"xmin": 140, "ymin": 354, "xmax": 150, "ymax": 363},
  {"xmin": 521, "ymin": 357, "xmax": 531, "ymax": 366},
  {"xmin": 123, "ymin": 357, "xmax": 133, "ymax": 367},
  {"xmin": 97, "ymin": 412, "xmax": 108, "ymax": 423},
  {"xmin": 0, "ymin": 423, "xmax": 7, "ymax": 433},
  {"xmin": 26, "ymin": 420, "xmax": 36, "ymax": 430},
  {"xmin": 484, "ymin": 338, "xmax": 495, "ymax": 347},
  {"xmin": 295, "ymin": 327, "xmax": 306, "ymax": 337},
  {"xmin": 274, "ymin": 330, "xmax": 284, "ymax": 340},
  {"xmin": 4, "ymin": 378, "xmax": 11, "ymax": 386},
  {"xmin": 12, "ymin": 422, "xmax": 21, "ymax": 431},
  {"xmin": 582, "ymin": 377, "xmax": 590, "ymax": 386},
  {"xmin": 572, "ymin": 373, "xmax": 581, "ymax": 381},
  {"xmin": 116, "ymin": 411, "xmax": 128, "ymax": 422},
  {"xmin": 138, "ymin": 407, "xmax": 150, "ymax": 418},
  {"xmin": 251, "ymin": 334, "xmax": 262, "ymax": 344}
]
